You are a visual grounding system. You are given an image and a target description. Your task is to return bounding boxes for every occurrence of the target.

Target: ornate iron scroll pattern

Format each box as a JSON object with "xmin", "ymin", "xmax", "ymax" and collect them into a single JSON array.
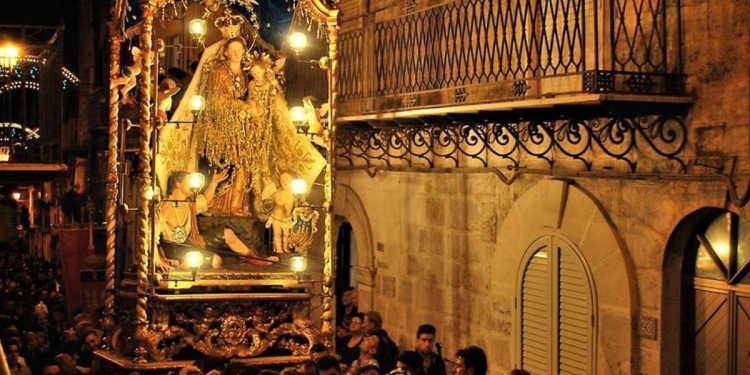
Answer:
[{"xmin": 336, "ymin": 115, "xmax": 687, "ymax": 173}]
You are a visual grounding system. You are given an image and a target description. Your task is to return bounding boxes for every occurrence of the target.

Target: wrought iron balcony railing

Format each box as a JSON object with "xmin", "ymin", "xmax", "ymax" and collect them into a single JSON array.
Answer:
[{"xmin": 338, "ymin": 0, "xmax": 685, "ymax": 116}]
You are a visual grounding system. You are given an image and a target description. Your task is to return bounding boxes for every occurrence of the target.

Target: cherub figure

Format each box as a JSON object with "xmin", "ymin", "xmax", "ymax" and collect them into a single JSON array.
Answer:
[
  {"xmin": 111, "ymin": 46, "xmax": 143, "ymax": 102},
  {"xmin": 266, "ymin": 172, "xmax": 297, "ymax": 253}
]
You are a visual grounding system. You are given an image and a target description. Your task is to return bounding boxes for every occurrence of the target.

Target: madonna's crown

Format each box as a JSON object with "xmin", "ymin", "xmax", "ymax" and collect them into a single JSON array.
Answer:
[{"xmin": 215, "ymin": 10, "xmax": 244, "ymax": 39}]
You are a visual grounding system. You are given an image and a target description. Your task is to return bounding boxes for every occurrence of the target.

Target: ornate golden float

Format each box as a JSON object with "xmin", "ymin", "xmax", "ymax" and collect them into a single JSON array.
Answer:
[{"xmin": 97, "ymin": 0, "xmax": 340, "ymax": 371}]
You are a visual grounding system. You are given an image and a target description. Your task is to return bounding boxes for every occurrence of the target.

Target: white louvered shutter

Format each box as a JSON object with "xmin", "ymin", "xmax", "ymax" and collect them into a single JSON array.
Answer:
[
  {"xmin": 558, "ymin": 246, "xmax": 592, "ymax": 375},
  {"xmin": 520, "ymin": 237, "xmax": 594, "ymax": 375},
  {"xmin": 522, "ymin": 249, "xmax": 551, "ymax": 375}
]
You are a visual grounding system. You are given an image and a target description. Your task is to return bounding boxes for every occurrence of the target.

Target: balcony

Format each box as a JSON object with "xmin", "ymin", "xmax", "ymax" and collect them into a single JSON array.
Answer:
[{"xmin": 337, "ymin": 0, "xmax": 689, "ymax": 119}]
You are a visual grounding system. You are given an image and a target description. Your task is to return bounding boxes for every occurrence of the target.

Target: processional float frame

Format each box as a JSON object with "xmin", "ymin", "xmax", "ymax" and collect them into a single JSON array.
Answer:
[{"xmin": 96, "ymin": 0, "xmax": 340, "ymax": 370}]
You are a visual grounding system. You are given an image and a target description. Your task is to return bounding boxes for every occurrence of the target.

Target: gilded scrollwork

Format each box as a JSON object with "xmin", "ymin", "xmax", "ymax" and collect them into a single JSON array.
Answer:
[{"xmin": 116, "ymin": 300, "xmax": 320, "ymax": 360}]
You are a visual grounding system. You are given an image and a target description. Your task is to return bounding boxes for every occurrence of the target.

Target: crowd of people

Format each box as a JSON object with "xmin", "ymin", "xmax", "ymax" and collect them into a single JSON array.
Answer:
[{"xmin": 0, "ymin": 244, "xmax": 109, "ymax": 375}]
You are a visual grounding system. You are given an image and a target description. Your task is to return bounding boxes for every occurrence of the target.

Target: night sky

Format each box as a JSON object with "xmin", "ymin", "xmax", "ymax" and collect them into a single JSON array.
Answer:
[
  {"xmin": 0, "ymin": 0, "xmax": 80, "ymax": 72},
  {"xmin": 0, "ymin": 0, "xmax": 297, "ymax": 77}
]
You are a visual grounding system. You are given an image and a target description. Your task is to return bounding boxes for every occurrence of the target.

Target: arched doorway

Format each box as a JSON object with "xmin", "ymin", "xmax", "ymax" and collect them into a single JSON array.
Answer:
[
  {"xmin": 496, "ymin": 179, "xmax": 635, "ymax": 374},
  {"xmin": 681, "ymin": 211, "xmax": 750, "ymax": 375}
]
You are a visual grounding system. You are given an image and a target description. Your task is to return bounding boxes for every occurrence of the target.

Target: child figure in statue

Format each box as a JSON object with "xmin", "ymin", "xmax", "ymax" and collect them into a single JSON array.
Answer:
[
  {"xmin": 266, "ymin": 173, "xmax": 296, "ymax": 253},
  {"xmin": 155, "ymin": 170, "xmax": 279, "ymax": 270}
]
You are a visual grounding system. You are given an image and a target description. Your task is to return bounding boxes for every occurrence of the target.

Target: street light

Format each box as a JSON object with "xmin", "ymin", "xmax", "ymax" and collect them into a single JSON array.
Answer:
[
  {"xmin": 0, "ymin": 44, "xmax": 20, "ymax": 69},
  {"xmin": 11, "ymin": 191, "xmax": 21, "ymax": 201}
]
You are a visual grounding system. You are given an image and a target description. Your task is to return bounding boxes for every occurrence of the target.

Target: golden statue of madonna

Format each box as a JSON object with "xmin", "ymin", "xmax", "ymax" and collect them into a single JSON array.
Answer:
[
  {"xmin": 157, "ymin": 15, "xmax": 324, "ymax": 208},
  {"xmin": 154, "ymin": 11, "xmax": 325, "ymax": 259}
]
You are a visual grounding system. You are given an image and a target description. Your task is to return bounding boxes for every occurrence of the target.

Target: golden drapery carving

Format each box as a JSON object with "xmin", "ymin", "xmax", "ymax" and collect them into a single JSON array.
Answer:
[{"xmin": 156, "ymin": 40, "xmax": 325, "ymax": 218}]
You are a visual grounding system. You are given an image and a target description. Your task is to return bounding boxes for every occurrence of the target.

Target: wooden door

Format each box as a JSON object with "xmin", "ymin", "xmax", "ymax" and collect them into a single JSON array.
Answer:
[{"xmin": 689, "ymin": 211, "xmax": 750, "ymax": 375}]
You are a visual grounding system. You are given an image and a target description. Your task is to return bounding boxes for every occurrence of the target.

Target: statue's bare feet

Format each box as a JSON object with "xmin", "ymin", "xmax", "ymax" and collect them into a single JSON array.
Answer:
[
  {"xmin": 211, "ymin": 254, "xmax": 223, "ymax": 269},
  {"xmin": 154, "ymin": 253, "xmax": 177, "ymax": 273},
  {"xmin": 154, "ymin": 259, "xmax": 174, "ymax": 273}
]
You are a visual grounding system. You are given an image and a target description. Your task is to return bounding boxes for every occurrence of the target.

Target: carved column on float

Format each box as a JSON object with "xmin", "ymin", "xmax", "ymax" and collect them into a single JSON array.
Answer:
[
  {"xmin": 103, "ymin": 0, "xmax": 126, "ymax": 330},
  {"xmin": 322, "ymin": 20, "xmax": 339, "ymax": 349},
  {"xmin": 133, "ymin": 0, "xmax": 156, "ymax": 363}
]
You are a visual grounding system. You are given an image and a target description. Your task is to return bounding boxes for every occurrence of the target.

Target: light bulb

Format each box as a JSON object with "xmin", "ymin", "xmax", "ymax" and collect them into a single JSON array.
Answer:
[
  {"xmin": 290, "ymin": 255, "xmax": 307, "ymax": 273},
  {"xmin": 11, "ymin": 192, "xmax": 20, "ymax": 201},
  {"xmin": 184, "ymin": 251, "xmax": 204, "ymax": 269},
  {"xmin": 0, "ymin": 44, "xmax": 19, "ymax": 69},
  {"xmin": 189, "ymin": 19, "xmax": 207, "ymax": 37},
  {"xmin": 189, "ymin": 95, "xmax": 206, "ymax": 114},
  {"xmin": 289, "ymin": 32, "xmax": 308, "ymax": 51},
  {"xmin": 188, "ymin": 172, "xmax": 205, "ymax": 191},
  {"xmin": 290, "ymin": 178, "xmax": 307, "ymax": 196},
  {"xmin": 145, "ymin": 186, "xmax": 160, "ymax": 201},
  {"xmin": 290, "ymin": 106, "xmax": 306, "ymax": 123}
]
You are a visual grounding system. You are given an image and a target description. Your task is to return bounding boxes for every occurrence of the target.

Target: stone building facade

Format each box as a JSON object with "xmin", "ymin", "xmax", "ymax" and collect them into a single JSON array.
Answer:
[{"xmin": 332, "ymin": 0, "xmax": 750, "ymax": 374}]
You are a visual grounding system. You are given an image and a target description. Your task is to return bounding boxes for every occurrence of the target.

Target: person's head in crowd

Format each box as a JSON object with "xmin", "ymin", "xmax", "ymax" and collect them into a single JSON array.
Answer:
[
  {"xmin": 51, "ymin": 306, "xmax": 66, "ymax": 324},
  {"xmin": 394, "ymin": 351, "xmax": 424, "ymax": 375},
  {"xmin": 224, "ymin": 362, "xmax": 247, "ymax": 375},
  {"xmin": 196, "ymin": 356, "xmax": 228, "ymax": 375},
  {"xmin": 4, "ymin": 339, "xmax": 23, "ymax": 367},
  {"xmin": 341, "ymin": 287, "xmax": 356, "ymax": 306},
  {"xmin": 83, "ymin": 329, "xmax": 101, "ymax": 350},
  {"xmin": 452, "ymin": 346, "xmax": 488, "ymax": 375},
  {"xmin": 359, "ymin": 331, "xmax": 380, "ymax": 359},
  {"xmin": 188, "ymin": 60, "xmax": 199, "ymax": 75},
  {"xmin": 415, "ymin": 324, "xmax": 437, "ymax": 355},
  {"xmin": 356, "ymin": 364, "xmax": 381, "ymax": 375},
  {"xmin": 54, "ymin": 353, "xmax": 78, "ymax": 375},
  {"xmin": 258, "ymin": 369, "xmax": 280, "ymax": 375},
  {"xmin": 62, "ymin": 328, "xmax": 78, "ymax": 344},
  {"xmin": 178, "ymin": 365, "xmax": 204, "ymax": 375},
  {"xmin": 310, "ymin": 342, "xmax": 329, "ymax": 362},
  {"xmin": 508, "ymin": 370, "xmax": 531, "ymax": 375},
  {"xmin": 41, "ymin": 359, "xmax": 62, "ymax": 375},
  {"xmin": 24, "ymin": 330, "xmax": 45, "ymax": 351},
  {"xmin": 297, "ymin": 359, "xmax": 316, "ymax": 375},
  {"xmin": 362, "ymin": 311, "xmax": 383, "ymax": 334},
  {"xmin": 280, "ymin": 366, "xmax": 302, "ymax": 375},
  {"xmin": 349, "ymin": 312, "xmax": 365, "ymax": 335},
  {"xmin": 168, "ymin": 67, "xmax": 188, "ymax": 82},
  {"xmin": 315, "ymin": 355, "xmax": 341, "ymax": 375},
  {"xmin": 370, "ymin": 328, "xmax": 398, "ymax": 372}
]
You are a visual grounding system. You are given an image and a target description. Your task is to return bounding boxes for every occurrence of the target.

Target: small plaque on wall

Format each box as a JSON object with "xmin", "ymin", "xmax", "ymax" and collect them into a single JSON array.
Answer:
[{"xmin": 639, "ymin": 317, "xmax": 658, "ymax": 340}]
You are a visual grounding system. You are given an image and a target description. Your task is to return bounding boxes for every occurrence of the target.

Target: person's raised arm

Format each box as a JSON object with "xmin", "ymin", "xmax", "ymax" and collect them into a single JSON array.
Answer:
[{"xmin": 202, "ymin": 168, "xmax": 229, "ymax": 205}]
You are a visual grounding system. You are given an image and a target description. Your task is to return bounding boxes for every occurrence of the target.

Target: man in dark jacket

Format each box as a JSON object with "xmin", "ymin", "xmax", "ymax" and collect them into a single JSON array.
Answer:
[{"xmin": 415, "ymin": 324, "xmax": 446, "ymax": 375}]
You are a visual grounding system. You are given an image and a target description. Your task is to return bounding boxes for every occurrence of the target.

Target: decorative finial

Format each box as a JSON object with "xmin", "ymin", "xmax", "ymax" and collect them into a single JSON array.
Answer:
[{"xmin": 214, "ymin": 9, "xmax": 244, "ymax": 39}]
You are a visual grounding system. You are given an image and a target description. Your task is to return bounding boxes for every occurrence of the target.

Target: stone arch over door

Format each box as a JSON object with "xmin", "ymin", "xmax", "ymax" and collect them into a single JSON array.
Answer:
[
  {"xmin": 495, "ymin": 179, "xmax": 637, "ymax": 375},
  {"xmin": 333, "ymin": 183, "xmax": 377, "ymax": 311}
]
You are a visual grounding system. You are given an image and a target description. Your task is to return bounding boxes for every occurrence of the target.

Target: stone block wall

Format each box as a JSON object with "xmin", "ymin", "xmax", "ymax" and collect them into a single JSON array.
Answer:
[
  {"xmin": 335, "ymin": 171, "xmax": 726, "ymax": 374},
  {"xmin": 330, "ymin": 0, "xmax": 750, "ymax": 374}
]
